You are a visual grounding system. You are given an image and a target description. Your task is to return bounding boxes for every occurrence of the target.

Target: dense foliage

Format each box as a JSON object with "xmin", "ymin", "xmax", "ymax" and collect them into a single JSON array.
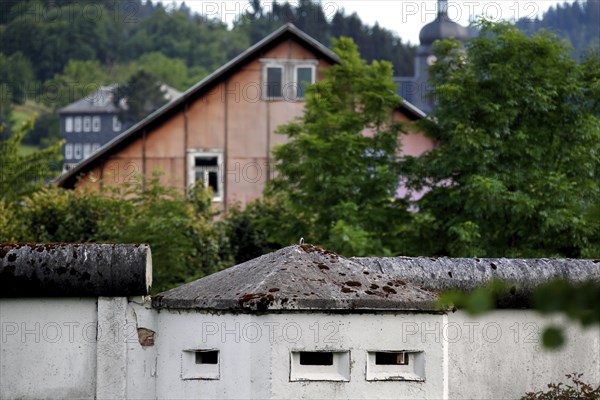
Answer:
[
  {"xmin": 114, "ymin": 70, "xmax": 169, "ymax": 125},
  {"xmin": 402, "ymin": 20, "xmax": 600, "ymax": 259},
  {"xmin": 262, "ymin": 37, "xmax": 410, "ymax": 256}
]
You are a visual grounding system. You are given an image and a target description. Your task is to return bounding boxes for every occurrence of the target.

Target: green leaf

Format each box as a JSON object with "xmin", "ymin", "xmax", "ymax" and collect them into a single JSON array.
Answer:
[{"xmin": 542, "ymin": 326, "xmax": 565, "ymax": 349}]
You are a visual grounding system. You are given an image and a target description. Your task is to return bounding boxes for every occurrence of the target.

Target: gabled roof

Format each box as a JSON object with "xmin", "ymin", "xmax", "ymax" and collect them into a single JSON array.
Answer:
[
  {"xmin": 57, "ymin": 83, "xmax": 182, "ymax": 115},
  {"xmin": 56, "ymin": 23, "xmax": 425, "ymax": 188},
  {"xmin": 58, "ymin": 85, "xmax": 120, "ymax": 114}
]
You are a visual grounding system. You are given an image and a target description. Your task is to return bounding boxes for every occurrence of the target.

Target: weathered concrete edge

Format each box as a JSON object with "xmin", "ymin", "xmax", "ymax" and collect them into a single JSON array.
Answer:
[
  {"xmin": 151, "ymin": 296, "xmax": 440, "ymax": 312},
  {"xmin": 354, "ymin": 256, "xmax": 600, "ymax": 292},
  {"xmin": 0, "ymin": 243, "xmax": 152, "ymax": 297}
]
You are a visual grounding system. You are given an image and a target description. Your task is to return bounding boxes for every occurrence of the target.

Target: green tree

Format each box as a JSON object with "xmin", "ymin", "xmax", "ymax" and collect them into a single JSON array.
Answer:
[
  {"xmin": 0, "ymin": 84, "xmax": 13, "ymax": 139},
  {"xmin": 264, "ymin": 37, "xmax": 410, "ymax": 256},
  {"xmin": 130, "ymin": 52, "xmax": 192, "ymax": 91},
  {"xmin": 25, "ymin": 112, "xmax": 61, "ymax": 148},
  {"xmin": 0, "ymin": 119, "xmax": 62, "ymax": 202},
  {"xmin": 0, "ymin": 2, "xmax": 110, "ymax": 81},
  {"xmin": 404, "ymin": 20, "xmax": 600, "ymax": 258},
  {"xmin": 0, "ymin": 52, "xmax": 35, "ymax": 104},
  {"xmin": 44, "ymin": 60, "xmax": 110, "ymax": 109},
  {"xmin": 114, "ymin": 70, "xmax": 168, "ymax": 126}
]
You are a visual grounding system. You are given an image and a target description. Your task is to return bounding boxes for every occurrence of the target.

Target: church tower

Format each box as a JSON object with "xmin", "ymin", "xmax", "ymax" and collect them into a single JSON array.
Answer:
[{"xmin": 409, "ymin": 0, "xmax": 468, "ymax": 113}]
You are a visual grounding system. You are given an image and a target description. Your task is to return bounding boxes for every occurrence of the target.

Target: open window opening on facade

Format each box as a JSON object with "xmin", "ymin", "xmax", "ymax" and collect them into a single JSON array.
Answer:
[{"xmin": 188, "ymin": 151, "xmax": 223, "ymax": 201}]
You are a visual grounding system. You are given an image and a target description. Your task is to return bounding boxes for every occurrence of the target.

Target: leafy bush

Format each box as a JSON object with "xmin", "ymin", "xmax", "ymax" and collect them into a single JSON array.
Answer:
[
  {"xmin": 522, "ymin": 373, "xmax": 600, "ymax": 400},
  {"xmin": 3, "ymin": 173, "xmax": 232, "ymax": 293},
  {"xmin": 218, "ymin": 199, "xmax": 285, "ymax": 265}
]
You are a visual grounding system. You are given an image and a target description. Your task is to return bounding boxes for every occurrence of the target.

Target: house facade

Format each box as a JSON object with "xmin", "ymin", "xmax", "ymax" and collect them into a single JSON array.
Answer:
[
  {"xmin": 56, "ymin": 24, "xmax": 432, "ymax": 209},
  {"xmin": 59, "ymin": 84, "xmax": 182, "ymax": 173},
  {"xmin": 58, "ymin": 85, "xmax": 126, "ymax": 172}
]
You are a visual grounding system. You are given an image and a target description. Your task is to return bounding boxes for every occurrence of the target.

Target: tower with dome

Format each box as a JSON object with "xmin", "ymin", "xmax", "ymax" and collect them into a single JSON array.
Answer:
[{"xmin": 396, "ymin": 0, "xmax": 468, "ymax": 113}]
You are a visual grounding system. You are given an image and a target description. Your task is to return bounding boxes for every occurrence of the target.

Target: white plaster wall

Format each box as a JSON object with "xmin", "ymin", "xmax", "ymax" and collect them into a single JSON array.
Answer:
[
  {"xmin": 126, "ymin": 297, "xmax": 158, "ymax": 399},
  {"xmin": 0, "ymin": 298, "xmax": 98, "ymax": 399},
  {"xmin": 3, "ymin": 299, "xmax": 598, "ymax": 400},
  {"xmin": 447, "ymin": 310, "xmax": 600, "ymax": 399},
  {"xmin": 154, "ymin": 311, "xmax": 273, "ymax": 399},
  {"xmin": 267, "ymin": 313, "xmax": 445, "ymax": 400},
  {"xmin": 152, "ymin": 311, "xmax": 445, "ymax": 399}
]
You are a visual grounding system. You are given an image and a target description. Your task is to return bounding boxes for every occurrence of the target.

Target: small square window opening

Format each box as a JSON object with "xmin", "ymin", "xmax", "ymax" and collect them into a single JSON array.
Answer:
[
  {"xmin": 375, "ymin": 351, "xmax": 408, "ymax": 365},
  {"xmin": 366, "ymin": 350, "xmax": 425, "ymax": 382},
  {"xmin": 290, "ymin": 350, "xmax": 350, "ymax": 382},
  {"xmin": 299, "ymin": 351, "xmax": 334, "ymax": 366},
  {"xmin": 182, "ymin": 349, "xmax": 220, "ymax": 380}
]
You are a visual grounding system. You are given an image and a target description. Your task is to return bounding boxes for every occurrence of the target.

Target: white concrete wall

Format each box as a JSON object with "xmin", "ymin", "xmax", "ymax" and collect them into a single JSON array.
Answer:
[
  {"xmin": 447, "ymin": 310, "xmax": 600, "ymax": 399},
  {"xmin": 0, "ymin": 298, "xmax": 98, "ymax": 399},
  {"xmin": 2, "ymin": 298, "xmax": 598, "ymax": 400},
  {"xmin": 148, "ymin": 309, "xmax": 600, "ymax": 400},
  {"xmin": 152, "ymin": 311, "xmax": 446, "ymax": 399}
]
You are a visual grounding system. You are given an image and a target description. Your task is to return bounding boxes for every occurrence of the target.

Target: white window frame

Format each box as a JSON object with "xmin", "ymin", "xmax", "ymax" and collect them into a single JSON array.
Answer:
[
  {"xmin": 92, "ymin": 116, "xmax": 101, "ymax": 132},
  {"xmin": 83, "ymin": 116, "xmax": 91, "ymax": 132},
  {"xmin": 92, "ymin": 143, "xmax": 101, "ymax": 153},
  {"xmin": 294, "ymin": 64, "xmax": 316, "ymax": 99},
  {"xmin": 261, "ymin": 59, "xmax": 318, "ymax": 101},
  {"xmin": 64, "ymin": 143, "xmax": 73, "ymax": 159},
  {"xmin": 83, "ymin": 143, "xmax": 91, "ymax": 159},
  {"xmin": 74, "ymin": 144, "xmax": 82, "ymax": 159},
  {"xmin": 113, "ymin": 116, "xmax": 121, "ymax": 132},
  {"xmin": 65, "ymin": 117, "xmax": 73, "ymax": 132},
  {"xmin": 74, "ymin": 116, "xmax": 82, "ymax": 132},
  {"xmin": 187, "ymin": 150, "xmax": 223, "ymax": 202}
]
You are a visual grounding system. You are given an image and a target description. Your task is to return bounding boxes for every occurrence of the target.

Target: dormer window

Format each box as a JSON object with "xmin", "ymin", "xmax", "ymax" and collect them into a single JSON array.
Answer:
[{"xmin": 261, "ymin": 59, "xmax": 317, "ymax": 101}]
